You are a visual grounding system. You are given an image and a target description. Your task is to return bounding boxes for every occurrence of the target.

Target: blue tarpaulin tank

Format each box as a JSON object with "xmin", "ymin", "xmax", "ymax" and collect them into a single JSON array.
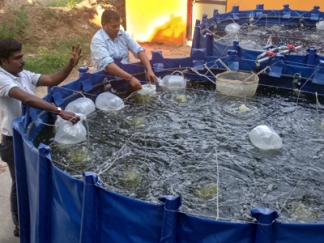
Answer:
[{"xmin": 14, "ymin": 4, "xmax": 324, "ymax": 243}]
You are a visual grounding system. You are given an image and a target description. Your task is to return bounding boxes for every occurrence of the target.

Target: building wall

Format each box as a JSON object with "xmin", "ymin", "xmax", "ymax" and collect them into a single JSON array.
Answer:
[
  {"xmin": 125, "ymin": 0, "xmax": 187, "ymax": 45},
  {"xmin": 192, "ymin": 0, "xmax": 227, "ymax": 39}
]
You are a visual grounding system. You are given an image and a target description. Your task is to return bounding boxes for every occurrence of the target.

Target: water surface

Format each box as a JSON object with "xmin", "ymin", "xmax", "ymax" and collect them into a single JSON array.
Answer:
[
  {"xmin": 34, "ymin": 83, "xmax": 324, "ymax": 223},
  {"xmin": 214, "ymin": 25, "xmax": 324, "ymax": 55}
]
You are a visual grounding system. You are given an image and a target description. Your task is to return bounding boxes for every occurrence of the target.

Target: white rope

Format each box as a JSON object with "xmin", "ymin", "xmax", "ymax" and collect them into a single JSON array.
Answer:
[
  {"xmin": 278, "ymin": 165, "xmax": 323, "ymax": 215},
  {"xmin": 315, "ymin": 92, "xmax": 324, "ymax": 109},
  {"xmin": 97, "ymin": 132, "xmax": 140, "ymax": 176},
  {"xmin": 177, "ymin": 147, "xmax": 217, "ymax": 191},
  {"xmin": 215, "ymin": 146, "xmax": 219, "ymax": 220},
  {"xmin": 296, "ymin": 68, "xmax": 319, "ymax": 104}
]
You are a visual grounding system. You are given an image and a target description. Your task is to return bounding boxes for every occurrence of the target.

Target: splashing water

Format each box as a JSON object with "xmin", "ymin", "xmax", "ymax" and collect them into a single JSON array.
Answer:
[{"xmin": 34, "ymin": 84, "xmax": 324, "ymax": 223}]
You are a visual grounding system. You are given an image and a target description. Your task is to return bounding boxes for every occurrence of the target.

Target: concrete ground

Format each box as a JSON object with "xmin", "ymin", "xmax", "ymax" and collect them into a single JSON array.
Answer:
[{"xmin": 0, "ymin": 160, "xmax": 19, "ymax": 243}]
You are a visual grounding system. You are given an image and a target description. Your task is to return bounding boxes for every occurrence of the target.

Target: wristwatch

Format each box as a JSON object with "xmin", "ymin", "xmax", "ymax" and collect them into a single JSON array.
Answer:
[{"xmin": 57, "ymin": 107, "xmax": 62, "ymax": 114}]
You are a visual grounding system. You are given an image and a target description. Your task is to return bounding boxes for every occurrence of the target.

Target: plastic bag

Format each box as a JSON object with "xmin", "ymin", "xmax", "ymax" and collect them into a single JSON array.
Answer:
[
  {"xmin": 157, "ymin": 75, "xmax": 186, "ymax": 90},
  {"xmin": 65, "ymin": 97, "xmax": 96, "ymax": 116},
  {"xmin": 249, "ymin": 125, "xmax": 283, "ymax": 150},
  {"xmin": 225, "ymin": 23, "xmax": 240, "ymax": 33},
  {"xmin": 137, "ymin": 84, "xmax": 156, "ymax": 96},
  {"xmin": 316, "ymin": 20, "xmax": 324, "ymax": 30},
  {"xmin": 54, "ymin": 114, "xmax": 87, "ymax": 144},
  {"xmin": 95, "ymin": 92, "xmax": 125, "ymax": 111}
]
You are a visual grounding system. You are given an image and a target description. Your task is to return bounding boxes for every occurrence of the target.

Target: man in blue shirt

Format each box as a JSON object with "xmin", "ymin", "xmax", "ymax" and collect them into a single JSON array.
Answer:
[{"xmin": 90, "ymin": 9, "xmax": 156, "ymax": 91}]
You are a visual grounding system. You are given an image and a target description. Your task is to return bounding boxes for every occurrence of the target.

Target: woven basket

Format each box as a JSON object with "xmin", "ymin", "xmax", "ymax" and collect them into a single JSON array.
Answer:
[{"xmin": 215, "ymin": 71, "xmax": 259, "ymax": 97}]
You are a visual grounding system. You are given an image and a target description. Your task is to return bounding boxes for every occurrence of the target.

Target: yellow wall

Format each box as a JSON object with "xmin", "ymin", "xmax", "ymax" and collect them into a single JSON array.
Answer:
[
  {"xmin": 192, "ymin": 2, "xmax": 227, "ymax": 39},
  {"xmin": 125, "ymin": 0, "xmax": 187, "ymax": 45},
  {"xmin": 226, "ymin": 0, "xmax": 323, "ymax": 11},
  {"xmin": 193, "ymin": 2, "xmax": 226, "ymax": 22}
]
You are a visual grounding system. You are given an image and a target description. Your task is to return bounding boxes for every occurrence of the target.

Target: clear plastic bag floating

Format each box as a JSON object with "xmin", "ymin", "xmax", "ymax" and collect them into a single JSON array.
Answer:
[
  {"xmin": 135, "ymin": 84, "xmax": 157, "ymax": 103},
  {"xmin": 137, "ymin": 84, "xmax": 156, "ymax": 96},
  {"xmin": 316, "ymin": 20, "xmax": 324, "ymax": 30},
  {"xmin": 225, "ymin": 23, "xmax": 240, "ymax": 33},
  {"xmin": 65, "ymin": 97, "xmax": 95, "ymax": 116},
  {"xmin": 249, "ymin": 125, "xmax": 283, "ymax": 150},
  {"xmin": 157, "ymin": 71, "xmax": 186, "ymax": 91},
  {"xmin": 54, "ymin": 114, "xmax": 87, "ymax": 145},
  {"xmin": 95, "ymin": 92, "xmax": 125, "ymax": 111},
  {"xmin": 216, "ymin": 71, "xmax": 259, "ymax": 97}
]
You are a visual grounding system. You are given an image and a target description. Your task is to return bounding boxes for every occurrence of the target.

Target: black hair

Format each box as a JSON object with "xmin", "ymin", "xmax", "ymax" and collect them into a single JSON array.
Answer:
[
  {"xmin": 0, "ymin": 38, "xmax": 22, "ymax": 65},
  {"xmin": 101, "ymin": 9, "xmax": 120, "ymax": 25}
]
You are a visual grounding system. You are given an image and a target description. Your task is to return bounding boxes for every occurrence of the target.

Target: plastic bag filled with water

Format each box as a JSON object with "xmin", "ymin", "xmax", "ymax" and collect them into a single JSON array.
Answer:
[
  {"xmin": 137, "ymin": 84, "xmax": 156, "ymax": 96},
  {"xmin": 249, "ymin": 125, "xmax": 283, "ymax": 150},
  {"xmin": 225, "ymin": 23, "xmax": 240, "ymax": 33},
  {"xmin": 95, "ymin": 92, "xmax": 125, "ymax": 111},
  {"xmin": 65, "ymin": 97, "xmax": 95, "ymax": 116},
  {"xmin": 316, "ymin": 20, "xmax": 324, "ymax": 30},
  {"xmin": 54, "ymin": 114, "xmax": 87, "ymax": 144},
  {"xmin": 157, "ymin": 75, "xmax": 186, "ymax": 90}
]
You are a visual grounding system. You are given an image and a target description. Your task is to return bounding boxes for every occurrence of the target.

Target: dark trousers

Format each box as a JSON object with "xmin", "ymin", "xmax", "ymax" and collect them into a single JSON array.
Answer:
[{"xmin": 0, "ymin": 135, "xmax": 18, "ymax": 226}]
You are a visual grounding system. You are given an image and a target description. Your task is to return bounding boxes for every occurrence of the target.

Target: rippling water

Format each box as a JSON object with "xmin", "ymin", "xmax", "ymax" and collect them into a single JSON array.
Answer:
[
  {"xmin": 35, "ymin": 83, "xmax": 324, "ymax": 223},
  {"xmin": 214, "ymin": 25, "xmax": 324, "ymax": 55}
]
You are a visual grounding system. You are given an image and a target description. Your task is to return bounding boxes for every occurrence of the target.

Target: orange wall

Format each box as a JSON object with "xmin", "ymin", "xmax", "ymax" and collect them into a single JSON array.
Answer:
[
  {"xmin": 226, "ymin": 0, "xmax": 323, "ymax": 11},
  {"xmin": 125, "ymin": 0, "xmax": 187, "ymax": 45}
]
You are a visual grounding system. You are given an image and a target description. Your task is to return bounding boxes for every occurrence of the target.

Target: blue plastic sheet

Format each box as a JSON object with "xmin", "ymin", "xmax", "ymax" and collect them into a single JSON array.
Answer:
[
  {"xmin": 12, "ymin": 4, "xmax": 324, "ymax": 242},
  {"xmin": 13, "ymin": 70, "xmax": 324, "ymax": 243}
]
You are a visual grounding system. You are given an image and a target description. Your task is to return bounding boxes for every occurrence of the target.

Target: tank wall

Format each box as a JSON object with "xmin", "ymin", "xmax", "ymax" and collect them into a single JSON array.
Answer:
[
  {"xmin": 227, "ymin": 0, "xmax": 323, "ymax": 10},
  {"xmin": 13, "ymin": 109, "xmax": 324, "ymax": 242},
  {"xmin": 12, "ymin": 51, "xmax": 324, "ymax": 242}
]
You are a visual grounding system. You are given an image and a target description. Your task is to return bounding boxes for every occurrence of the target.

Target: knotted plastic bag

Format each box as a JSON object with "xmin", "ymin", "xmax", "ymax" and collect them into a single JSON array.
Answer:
[
  {"xmin": 316, "ymin": 20, "xmax": 324, "ymax": 30},
  {"xmin": 54, "ymin": 114, "xmax": 87, "ymax": 144},
  {"xmin": 157, "ymin": 75, "xmax": 186, "ymax": 90},
  {"xmin": 137, "ymin": 84, "xmax": 156, "ymax": 96},
  {"xmin": 65, "ymin": 97, "xmax": 95, "ymax": 116},
  {"xmin": 225, "ymin": 23, "xmax": 240, "ymax": 33},
  {"xmin": 95, "ymin": 92, "xmax": 125, "ymax": 111},
  {"xmin": 249, "ymin": 125, "xmax": 283, "ymax": 150}
]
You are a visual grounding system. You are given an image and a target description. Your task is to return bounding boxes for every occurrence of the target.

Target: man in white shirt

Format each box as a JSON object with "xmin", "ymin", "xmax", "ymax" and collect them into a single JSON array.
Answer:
[
  {"xmin": 0, "ymin": 38, "xmax": 82, "ymax": 237},
  {"xmin": 90, "ymin": 9, "xmax": 156, "ymax": 91}
]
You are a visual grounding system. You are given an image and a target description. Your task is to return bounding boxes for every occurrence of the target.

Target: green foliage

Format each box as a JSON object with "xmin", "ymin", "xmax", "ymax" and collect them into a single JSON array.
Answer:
[
  {"xmin": 66, "ymin": 0, "xmax": 77, "ymax": 8},
  {"xmin": 0, "ymin": 5, "xmax": 30, "ymax": 40},
  {"xmin": 0, "ymin": 2, "xmax": 92, "ymax": 74},
  {"xmin": 24, "ymin": 36, "xmax": 89, "ymax": 74},
  {"xmin": 12, "ymin": 5, "xmax": 30, "ymax": 36},
  {"xmin": 50, "ymin": 36, "xmax": 91, "ymax": 66},
  {"xmin": 0, "ymin": 22, "xmax": 11, "ymax": 39},
  {"xmin": 54, "ymin": 36, "xmax": 90, "ymax": 57},
  {"xmin": 47, "ymin": 0, "xmax": 82, "ymax": 8},
  {"xmin": 43, "ymin": 8, "xmax": 57, "ymax": 19},
  {"xmin": 24, "ymin": 45, "xmax": 69, "ymax": 74},
  {"xmin": 47, "ymin": 0, "xmax": 68, "ymax": 7}
]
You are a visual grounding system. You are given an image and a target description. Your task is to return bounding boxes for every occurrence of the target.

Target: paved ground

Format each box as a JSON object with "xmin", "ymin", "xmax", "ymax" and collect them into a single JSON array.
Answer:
[{"xmin": 0, "ymin": 161, "xmax": 19, "ymax": 243}]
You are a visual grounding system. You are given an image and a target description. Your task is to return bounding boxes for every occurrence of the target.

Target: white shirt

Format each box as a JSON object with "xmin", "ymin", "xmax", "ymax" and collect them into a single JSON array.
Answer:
[
  {"xmin": 0, "ymin": 67, "xmax": 41, "ymax": 136},
  {"xmin": 90, "ymin": 29, "xmax": 145, "ymax": 71}
]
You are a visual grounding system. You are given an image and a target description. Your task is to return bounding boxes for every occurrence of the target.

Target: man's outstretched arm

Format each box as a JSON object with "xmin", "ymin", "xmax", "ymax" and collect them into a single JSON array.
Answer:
[
  {"xmin": 37, "ymin": 43, "xmax": 83, "ymax": 87},
  {"xmin": 9, "ymin": 87, "xmax": 80, "ymax": 124}
]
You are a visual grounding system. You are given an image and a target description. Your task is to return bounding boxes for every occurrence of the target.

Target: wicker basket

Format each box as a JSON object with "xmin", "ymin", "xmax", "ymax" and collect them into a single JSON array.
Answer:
[{"xmin": 215, "ymin": 71, "xmax": 259, "ymax": 97}]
